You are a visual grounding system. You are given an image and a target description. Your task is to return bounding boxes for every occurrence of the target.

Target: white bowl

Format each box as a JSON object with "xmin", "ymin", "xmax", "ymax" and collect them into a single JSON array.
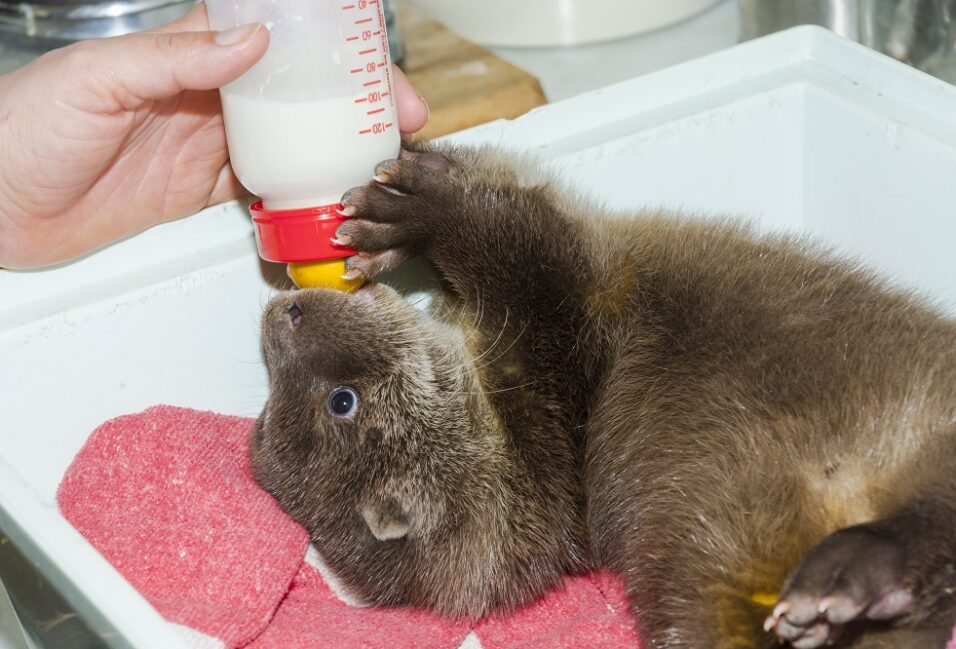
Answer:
[{"xmin": 406, "ymin": 0, "xmax": 723, "ymax": 47}]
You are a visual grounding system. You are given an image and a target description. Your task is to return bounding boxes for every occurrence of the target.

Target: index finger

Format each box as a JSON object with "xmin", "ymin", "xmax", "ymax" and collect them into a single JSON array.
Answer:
[{"xmin": 393, "ymin": 66, "xmax": 428, "ymax": 137}]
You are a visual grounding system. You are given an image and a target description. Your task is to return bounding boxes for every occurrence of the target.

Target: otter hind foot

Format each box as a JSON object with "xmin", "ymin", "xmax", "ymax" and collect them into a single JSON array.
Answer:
[{"xmin": 766, "ymin": 526, "xmax": 914, "ymax": 648}]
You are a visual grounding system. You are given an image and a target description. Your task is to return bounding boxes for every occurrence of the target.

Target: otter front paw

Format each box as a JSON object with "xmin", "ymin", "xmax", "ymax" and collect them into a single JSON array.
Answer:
[
  {"xmin": 337, "ymin": 149, "xmax": 452, "ymax": 280},
  {"xmin": 765, "ymin": 527, "xmax": 914, "ymax": 648}
]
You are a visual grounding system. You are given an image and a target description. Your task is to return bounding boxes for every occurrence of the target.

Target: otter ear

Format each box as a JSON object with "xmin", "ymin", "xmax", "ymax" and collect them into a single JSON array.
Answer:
[{"xmin": 360, "ymin": 497, "xmax": 413, "ymax": 541}]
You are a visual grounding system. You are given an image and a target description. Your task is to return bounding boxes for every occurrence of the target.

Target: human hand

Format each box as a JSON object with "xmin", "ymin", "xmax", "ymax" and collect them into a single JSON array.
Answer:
[{"xmin": 0, "ymin": 5, "xmax": 429, "ymax": 269}]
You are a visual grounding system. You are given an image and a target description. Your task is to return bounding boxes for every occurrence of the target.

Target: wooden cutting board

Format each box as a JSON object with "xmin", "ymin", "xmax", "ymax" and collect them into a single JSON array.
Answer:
[{"xmin": 395, "ymin": 1, "xmax": 548, "ymax": 140}]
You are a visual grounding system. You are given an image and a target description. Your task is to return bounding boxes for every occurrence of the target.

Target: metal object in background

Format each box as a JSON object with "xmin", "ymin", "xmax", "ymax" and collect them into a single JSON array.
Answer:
[
  {"xmin": 0, "ymin": 0, "xmax": 407, "ymax": 63},
  {"xmin": 739, "ymin": 0, "xmax": 956, "ymax": 69},
  {"xmin": 0, "ymin": 533, "xmax": 117, "ymax": 649},
  {"xmin": 0, "ymin": 577, "xmax": 33, "ymax": 649},
  {"xmin": 383, "ymin": 0, "xmax": 405, "ymax": 67},
  {"xmin": 0, "ymin": 0, "xmax": 192, "ymax": 40}
]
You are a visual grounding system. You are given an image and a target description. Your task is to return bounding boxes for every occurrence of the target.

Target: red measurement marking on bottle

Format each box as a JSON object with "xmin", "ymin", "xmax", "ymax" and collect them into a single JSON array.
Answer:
[
  {"xmin": 345, "ymin": 0, "xmax": 395, "ymax": 138},
  {"xmin": 358, "ymin": 123, "xmax": 393, "ymax": 136}
]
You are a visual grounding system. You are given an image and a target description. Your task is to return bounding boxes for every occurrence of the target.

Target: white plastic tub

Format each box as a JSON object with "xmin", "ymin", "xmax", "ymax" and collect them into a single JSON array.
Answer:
[{"xmin": 2, "ymin": 25, "xmax": 956, "ymax": 648}]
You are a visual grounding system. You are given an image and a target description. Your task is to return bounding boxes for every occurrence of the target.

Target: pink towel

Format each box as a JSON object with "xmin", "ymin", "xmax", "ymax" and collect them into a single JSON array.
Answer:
[
  {"xmin": 246, "ymin": 561, "xmax": 472, "ymax": 648},
  {"xmin": 473, "ymin": 570, "xmax": 639, "ymax": 649},
  {"xmin": 58, "ymin": 406, "xmax": 642, "ymax": 648},
  {"xmin": 58, "ymin": 407, "xmax": 310, "ymax": 647}
]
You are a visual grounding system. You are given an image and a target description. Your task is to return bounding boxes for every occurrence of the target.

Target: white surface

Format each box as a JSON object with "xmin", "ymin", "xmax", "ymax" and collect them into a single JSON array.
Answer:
[
  {"xmin": 304, "ymin": 546, "xmax": 370, "ymax": 608},
  {"xmin": 1, "ymin": 25, "xmax": 955, "ymax": 648},
  {"xmin": 168, "ymin": 624, "xmax": 225, "ymax": 649},
  {"xmin": 222, "ymin": 93, "xmax": 400, "ymax": 209},
  {"xmin": 409, "ymin": 0, "xmax": 721, "ymax": 47}
]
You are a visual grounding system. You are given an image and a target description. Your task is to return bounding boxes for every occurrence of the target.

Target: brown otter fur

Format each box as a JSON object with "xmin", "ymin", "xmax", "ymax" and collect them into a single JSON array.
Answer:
[{"xmin": 253, "ymin": 146, "xmax": 956, "ymax": 649}]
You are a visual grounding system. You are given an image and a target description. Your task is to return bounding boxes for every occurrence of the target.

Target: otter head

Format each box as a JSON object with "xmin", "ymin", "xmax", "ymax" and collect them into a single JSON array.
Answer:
[{"xmin": 254, "ymin": 283, "xmax": 518, "ymax": 617}]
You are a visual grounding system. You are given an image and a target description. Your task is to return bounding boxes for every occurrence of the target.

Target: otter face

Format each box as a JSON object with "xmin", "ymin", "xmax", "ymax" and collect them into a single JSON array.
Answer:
[{"xmin": 253, "ymin": 284, "xmax": 501, "ymax": 615}]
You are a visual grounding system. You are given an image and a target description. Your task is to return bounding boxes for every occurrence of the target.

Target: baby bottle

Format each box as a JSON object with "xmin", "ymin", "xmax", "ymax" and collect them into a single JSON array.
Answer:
[{"xmin": 206, "ymin": 0, "xmax": 401, "ymax": 291}]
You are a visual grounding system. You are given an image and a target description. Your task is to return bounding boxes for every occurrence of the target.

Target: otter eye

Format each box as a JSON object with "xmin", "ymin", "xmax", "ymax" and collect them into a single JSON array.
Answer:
[{"xmin": 328, "ymin": 388, "xmax": 358, "ymax": 418}]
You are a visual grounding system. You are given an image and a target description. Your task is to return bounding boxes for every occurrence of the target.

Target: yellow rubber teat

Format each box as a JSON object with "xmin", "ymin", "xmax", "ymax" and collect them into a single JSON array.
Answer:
[{"xmin": 287, "ymin": 260, "xmax": 365, "ymax": 292}]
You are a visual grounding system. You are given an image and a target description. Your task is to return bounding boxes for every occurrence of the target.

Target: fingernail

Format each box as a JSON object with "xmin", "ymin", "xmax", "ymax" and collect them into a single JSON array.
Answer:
[
  {"xmin": 331, "ymin": 234, "xmax": 352, "ymax": 247},
  {"xmin": 373, "ymin": 172, "xmax": 391, "ymax": 184},
  {"xmin": 419, "ymin": 92, "xmax": 430, "ymax": 122},
  {"xmin": 341, "ymin": 270, "xmax": 364, "ymax": 281},
  {"xmin": 215, "ymin": 23, "xmax": 260, "ymax": 46},
  {"xmin": 338, "ymin": 205, "xmax": 357, "ymax": 217},
  {"xmin": 763, "ymin": 616, "xmax": 776, "ymax": 632}
]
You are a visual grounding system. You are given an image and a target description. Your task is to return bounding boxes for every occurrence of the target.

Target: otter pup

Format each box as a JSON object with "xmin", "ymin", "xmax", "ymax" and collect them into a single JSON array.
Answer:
[{"xmin": 252, "ymin": 146, "xmax": 956, "ymax": 649}]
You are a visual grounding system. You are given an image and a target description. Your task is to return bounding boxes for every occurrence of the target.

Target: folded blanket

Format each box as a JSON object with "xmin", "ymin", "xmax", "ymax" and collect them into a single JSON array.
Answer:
[{"xmin": 58, "ymin": 406, "xmax": 641, "ymax": 648}]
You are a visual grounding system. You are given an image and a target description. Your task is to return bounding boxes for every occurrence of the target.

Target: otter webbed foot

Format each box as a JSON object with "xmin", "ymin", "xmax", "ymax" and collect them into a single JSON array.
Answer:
[
  {"xmin": 337, "ymin": 149, "xmax": 453, "ymax": 280},
  {"xmin": 765, "ymin": 526, "xmax": 914, "ymax": 648}
]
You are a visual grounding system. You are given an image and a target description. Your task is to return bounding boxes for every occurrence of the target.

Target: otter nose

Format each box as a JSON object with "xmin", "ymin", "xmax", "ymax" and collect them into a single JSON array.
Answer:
[{"xmin": 285, "ymin": 303, "xmax": 303, "ymax": 327}]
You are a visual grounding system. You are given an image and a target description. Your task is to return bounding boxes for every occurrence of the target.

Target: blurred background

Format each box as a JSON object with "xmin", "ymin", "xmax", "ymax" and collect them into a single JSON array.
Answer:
[{"xmin": 2, "ymin": 0, "xmax": 955, "ymax": 141}]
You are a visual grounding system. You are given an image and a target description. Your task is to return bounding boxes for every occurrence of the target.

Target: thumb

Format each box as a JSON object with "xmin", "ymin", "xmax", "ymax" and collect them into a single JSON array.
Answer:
[{"xmin": 86, "ymin": 24, "xmax": 269, "ymax": 107}]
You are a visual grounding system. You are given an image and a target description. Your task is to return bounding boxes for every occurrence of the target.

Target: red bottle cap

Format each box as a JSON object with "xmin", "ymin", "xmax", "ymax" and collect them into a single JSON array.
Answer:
[{"xmin": 249, "ymin": 201, "xmax": 357, "ymax": 263}]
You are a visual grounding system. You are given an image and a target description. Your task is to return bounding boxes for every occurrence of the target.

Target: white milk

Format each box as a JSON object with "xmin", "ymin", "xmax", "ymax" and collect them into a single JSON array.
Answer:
[{"xmin": 221, "ymin": 92, "xmax": 401, "ymax": 210}]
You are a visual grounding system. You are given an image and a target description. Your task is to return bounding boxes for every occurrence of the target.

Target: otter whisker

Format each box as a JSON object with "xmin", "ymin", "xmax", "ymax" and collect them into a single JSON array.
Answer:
[
  {"xmin": 471, "ymin": 308, "xmax": 510, "ymax": 367},
  {"xmin": 471, "ymin": 287, "xmax": 485, "ymax": 332},
  {"xmin": 474, "ymin": 322, "xmax": 528, "ymax": 374},
  {"xmin": 464, "ymin": 380, "xmax": 538, "ymax": 396},
  {"xmin": 455, "ymin": 288, "xmax": 486, "ymax": 347}
]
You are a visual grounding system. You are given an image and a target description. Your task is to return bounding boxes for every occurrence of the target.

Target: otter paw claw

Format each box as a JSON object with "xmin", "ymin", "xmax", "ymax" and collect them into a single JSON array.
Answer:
[
  {"xmin": 766, "ymin": 527, "xmax": 914, "ymax": 648},
  {"xmin": 338, "ymin": 150, "xmax": 453, "ymax": 279}
]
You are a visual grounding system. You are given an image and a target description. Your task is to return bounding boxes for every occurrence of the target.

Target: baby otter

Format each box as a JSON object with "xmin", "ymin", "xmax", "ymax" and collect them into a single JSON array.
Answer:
[{"xmin": 252, "ymin": 146, "xmax": 956, "ymax": 649}]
